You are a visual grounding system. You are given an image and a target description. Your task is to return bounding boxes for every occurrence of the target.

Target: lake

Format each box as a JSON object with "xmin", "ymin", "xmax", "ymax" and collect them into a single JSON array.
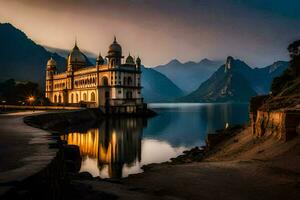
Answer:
[{"xmin": 60, "ymin": 103, "xmax": 249, "ymax": 178}]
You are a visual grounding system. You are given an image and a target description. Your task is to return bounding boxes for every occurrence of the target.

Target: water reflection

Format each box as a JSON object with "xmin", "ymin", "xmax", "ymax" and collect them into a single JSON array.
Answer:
[
  {"xmin": 61, "ymin": 118, "xmax": 144, "ymax": 178},
  {"xmin": 145, "ymin": 103, "xmax": 249, "ymax": 147},
  {"xmin": 61, "ymin": 103, "xmax": 249, "ymax": 178}
]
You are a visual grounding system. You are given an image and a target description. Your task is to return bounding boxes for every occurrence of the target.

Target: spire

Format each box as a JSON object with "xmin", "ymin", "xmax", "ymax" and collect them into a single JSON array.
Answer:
[
  {"xmin": 73, "ymin": 36, "xmax": 79, "ymax": 50},
  {"xmin": 136, "ymin": 55, "xmax": 141, "ymax": 67},
  {"xmin": 114, "ymin": 35, "xmax": 117, "ymax": 43},
  {"xmin": 96, "ymin": 52, "xmax": 104, "ymax": 65}
]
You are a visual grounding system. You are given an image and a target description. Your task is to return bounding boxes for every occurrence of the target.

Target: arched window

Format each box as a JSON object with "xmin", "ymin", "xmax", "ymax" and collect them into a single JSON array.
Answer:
[
  {"xmin": 83, "ymin": 93, "xmax": 87, "ymax": 101},
  {"xmin": 126, "ymin": 91, "xmax": 132, "ymax": 99},
  {"xmin": 70, "ymin": 93, "xmax": 74, "ymax": 103},
  {"xmin": 128, "ymin": 77, "xmax": 132, "ymax": 86},
  {"xmin": 54, "ymin": 95, "xmax": 57, "ymax": 103},
  {"xmin": 102, "ymin": 77, "xmax": 108, "ymax": 86},
  {"xmin": 76, "ymin": 94, "xmax": 79, "ymax": 103},
  {"xmin": 58, "ymin": 95, "xmax": 62, "ymax": 103},
  {"xmin": 90, "ymin": 92, "xmax": 96, "ymax": 102}
]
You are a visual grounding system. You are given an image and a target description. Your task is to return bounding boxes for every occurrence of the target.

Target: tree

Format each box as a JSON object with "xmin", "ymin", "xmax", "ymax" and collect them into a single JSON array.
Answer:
[
  {"xmin": 271, "ymin": 40, "xmax": 300, "ymax": 95},
  {"xmin": 288, "ymin": 40, "xmax": 300, "ymax": 77},
  {"xmin": 0, "ymin": 79, "xmax": 42, "ymax": 104}
]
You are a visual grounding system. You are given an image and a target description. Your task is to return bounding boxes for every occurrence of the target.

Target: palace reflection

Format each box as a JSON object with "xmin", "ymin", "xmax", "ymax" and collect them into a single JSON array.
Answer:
[{"xmin": 60, "ymin": 117, "xmax": 146, "ymax": 178}]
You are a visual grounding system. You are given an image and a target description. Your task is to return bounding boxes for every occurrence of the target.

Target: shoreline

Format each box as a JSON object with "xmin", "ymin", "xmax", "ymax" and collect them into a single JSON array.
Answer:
[
  {"xmin": 2, "ymin": 109, "xmax": 300, "ymax": 199},
  {"xmin": 0, "ymin": 111, "xmax": 58, "ymax": 197},
  {"xmin": 1, "ymin": 109, "xmax": 158, "ymax": 199}
]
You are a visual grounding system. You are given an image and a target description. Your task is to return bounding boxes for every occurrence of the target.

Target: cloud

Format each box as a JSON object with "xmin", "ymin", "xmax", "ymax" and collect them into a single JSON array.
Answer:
[{"xmin": 0, "ymin": 0, "xmax": 299, "ymax": 66}]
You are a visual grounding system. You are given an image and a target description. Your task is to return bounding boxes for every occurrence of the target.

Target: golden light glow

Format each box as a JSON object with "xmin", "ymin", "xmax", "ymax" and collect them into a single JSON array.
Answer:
[
  {"xmin": 28, "ymin": 96, "xmax": 35, "ymax": 102},
  {"xmin": 60, "ymin": 119, "xmax": 143, "ymax": 178}
]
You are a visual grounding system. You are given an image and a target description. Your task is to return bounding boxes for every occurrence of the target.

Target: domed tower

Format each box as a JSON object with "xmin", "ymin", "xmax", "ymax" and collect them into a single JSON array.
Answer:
[
  {"xmin": 107, "ymin": 36, "xmax": 123, "ymax": 67},
  {"xmin": 67, "ymin": 41, "xmax": 86, "ymax": 71},
  {"xmin": 136, "ymin": 56, "xmax": 141, "ymax": 69},
  {"xmin": 45, "ymin": 57, "xmax": 57, "ymax": 99},
  {"xmin": 96, "ymin": 53, "xmax": 105, "ymax": 66},
  {"xmin": 135, "ymin": 56, "xmax": 142, "ymax": 92},
  {"xmin": 46, "ymin": 57, "xmax": 57, "ymax": 78},
  {"xmin": 125, "ymin": 53, "xmax": 135, "ymax": 65}
]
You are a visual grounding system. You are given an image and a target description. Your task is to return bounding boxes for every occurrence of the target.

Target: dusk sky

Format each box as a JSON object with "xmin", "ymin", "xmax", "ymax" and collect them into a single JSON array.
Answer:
[{"xmin": 0, "ymin": 0, "xmax": 300, "ymax": 67}]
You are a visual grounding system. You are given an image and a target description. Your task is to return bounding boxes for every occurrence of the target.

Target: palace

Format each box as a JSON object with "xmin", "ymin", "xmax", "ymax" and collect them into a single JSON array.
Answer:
[{"xmin": 45, "ymin": 37, "xmax": 143, "ymax": 113}]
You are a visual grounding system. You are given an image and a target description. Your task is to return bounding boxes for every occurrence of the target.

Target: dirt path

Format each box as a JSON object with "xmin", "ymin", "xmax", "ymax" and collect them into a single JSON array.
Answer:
[{"xmin": 0, "ymin": 111, "xmax": 57, "ymax": 196}]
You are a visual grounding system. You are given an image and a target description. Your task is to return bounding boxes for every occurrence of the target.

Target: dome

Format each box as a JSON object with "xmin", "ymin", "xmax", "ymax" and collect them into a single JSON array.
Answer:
[
  {"xmin": 126, "ymin": 54, "xmax": 135, "ymax": 64},
  {"xmin": 108, "ymin": 36, "xmax": 122, "ymax": 55},
  {"xmin": 47, "ymin": 57, "xmax": 56, "ymax": 70},
  {"xmin": 67, "ymin": 43, "xmax": 86, "ymax": 66}
]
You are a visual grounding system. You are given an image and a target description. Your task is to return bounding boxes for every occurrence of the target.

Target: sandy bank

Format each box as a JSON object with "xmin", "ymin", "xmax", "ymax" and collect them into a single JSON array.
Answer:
[{"xmin": 74, "ymin": 126, "xmax": 300, "ymax": 200}]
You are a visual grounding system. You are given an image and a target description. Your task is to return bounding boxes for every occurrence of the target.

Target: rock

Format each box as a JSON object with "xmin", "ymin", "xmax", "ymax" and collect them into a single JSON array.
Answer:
[
  {"xmin": 62, "ymin": 145, "xmax": 82, "ymax": 173},
  {"xmin": 77, "ymin": 172, "xmax": 93, "ymax": 180},
  {"xmin": 171, "ymin": 146, "xmax": 205, "ymax": 164}
]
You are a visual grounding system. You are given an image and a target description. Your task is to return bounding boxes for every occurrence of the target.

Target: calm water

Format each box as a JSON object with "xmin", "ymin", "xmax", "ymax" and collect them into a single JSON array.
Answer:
[{"xmin": 60, "ymin": 103, "xmax": 249, "ymax": 178}]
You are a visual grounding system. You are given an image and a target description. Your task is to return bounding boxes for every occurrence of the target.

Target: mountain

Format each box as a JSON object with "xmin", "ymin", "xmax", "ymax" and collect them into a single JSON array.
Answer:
[
  {"xmin": 141, "ymin": 66, "xmax": 184, "ymax": 102},
  {"xmin": 250, "ymin": 61, "xmax": 289, "ymax": 94},
  {"xmin": 154, "ymin": 58, "xmax": 222, "ymax": 93},
  {"xmin": 0, "ymin": 23, "xmax": 66, "ymax": 84},
  {"xmin": 179, "ymin": 57, "xmax": 289, "ymax": 103},
  {"xmin": 0, "ymin": 23, "xmax": 183, "ymax": 102},
  {"xmin": 179, "ymin": 57, "xmax": 258, "ymax": 102}
]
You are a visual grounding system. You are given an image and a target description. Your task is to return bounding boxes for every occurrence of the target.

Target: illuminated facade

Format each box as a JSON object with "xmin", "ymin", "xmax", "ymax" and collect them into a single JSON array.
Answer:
[{"xmin": 45, "ymin": 37, "xmax": 143, "ymax": 112}]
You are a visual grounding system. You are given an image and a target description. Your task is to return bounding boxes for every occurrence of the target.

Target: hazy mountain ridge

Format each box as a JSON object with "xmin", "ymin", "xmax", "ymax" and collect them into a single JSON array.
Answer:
[
  {"xmin": 141, "ymin": 66, "xmax": 184, "ymax": 102},
  {"xmin": 251, "ymin": 61, "xmax": 289, "ymax": 94},
  {"xmin": 154, "ymin": 58, "xmax": 223, "ymax": 93},
  {"xmin": 179, "ymin": 57, "xmax": 289, "ymax": 103}
]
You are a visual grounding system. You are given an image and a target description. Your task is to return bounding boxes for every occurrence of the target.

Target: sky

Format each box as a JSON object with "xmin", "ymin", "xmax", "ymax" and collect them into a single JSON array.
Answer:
[{"xmin": 0, "ymin": 0, "xmax": 300, "ymax": 67}]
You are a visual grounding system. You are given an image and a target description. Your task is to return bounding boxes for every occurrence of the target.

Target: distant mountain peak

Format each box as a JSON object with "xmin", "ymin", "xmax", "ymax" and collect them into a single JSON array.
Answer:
[
  {"xmin": 202, "ymin": 58, "xmax": 211, "ymax": 62},
  {"xmin": 199, "ymin": 58, "xmax": 212, "ymax": 64},
  {"xmin": 167, "ymin": 59, "xmax": 182, "ymax": 65}
]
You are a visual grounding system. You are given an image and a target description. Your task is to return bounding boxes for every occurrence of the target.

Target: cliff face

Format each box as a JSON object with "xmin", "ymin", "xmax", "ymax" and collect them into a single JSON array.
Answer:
[
  {"xmin": 250, "ymin": 42, "xmax": 300, "ymax": 141},
  {"xmin": 252, "ymin": 109, "xmax": 300, "ymax": 141}
]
